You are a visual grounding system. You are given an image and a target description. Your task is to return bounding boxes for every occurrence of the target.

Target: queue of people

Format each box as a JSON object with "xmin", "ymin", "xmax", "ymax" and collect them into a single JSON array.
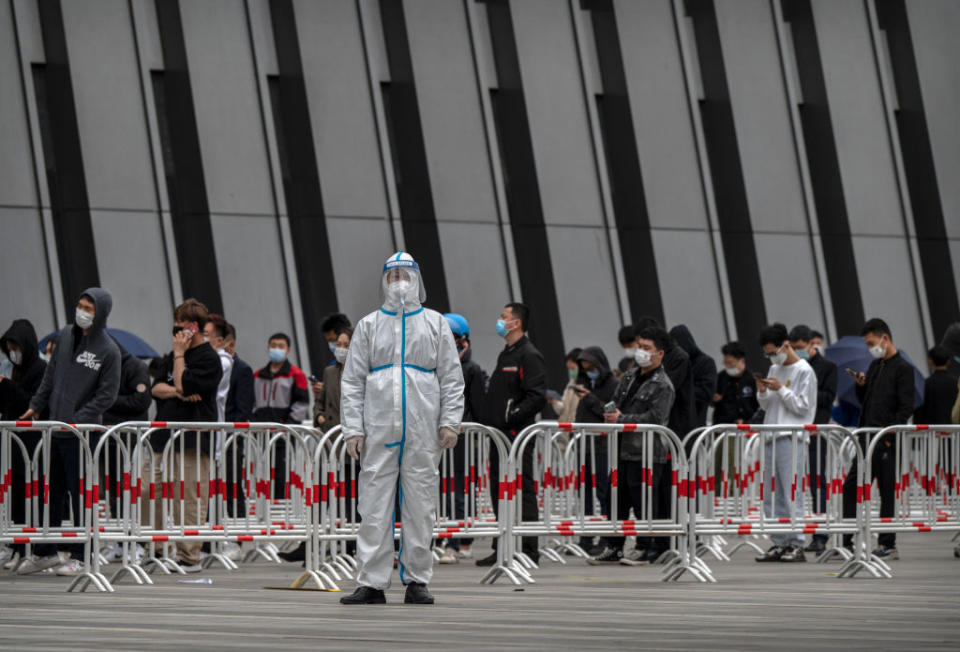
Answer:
[{"xmin": 2, "ymin": 271, "xmax": 960, "ymax": 589}]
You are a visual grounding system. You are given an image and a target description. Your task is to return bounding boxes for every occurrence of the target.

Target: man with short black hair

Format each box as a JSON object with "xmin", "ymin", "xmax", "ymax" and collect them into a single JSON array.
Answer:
[
  {"xmin": 476, "ymin": 302, "xmax": 547, "ymax": 567},
  {"xmin": 789, "ymin": 324, "xmax": 837, "ymax": 555},
  {"xmin": 914, "ymin": 345, "xmax": 957, "ymax": 426},
  {"xmin": 712, "ymin": 341, "xmax": 759, "ymax": 425},
  {"xmin": 590, "ymin": 326, "xmax": 675, "ymax": 565},
  {"xmin": 754, "ymin": 323, "xmax": 817, "ymax": 563},
  {"xmin": 841, "ymin": 318, "xmax": 913, "ymax": 560}
]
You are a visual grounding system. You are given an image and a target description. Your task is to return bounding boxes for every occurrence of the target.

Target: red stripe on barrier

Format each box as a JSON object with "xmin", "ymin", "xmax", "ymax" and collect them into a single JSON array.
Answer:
[
  {"xmin": 610, "ymin": 469, "xmax": 618, "ymax": 487},
  {"xmin": 152, "ymin": 536, "xmax": 169, "ymax": 542},
  {"xmin": 13, "ymin": 537, "xmax": 30, "ymax": 544},
  {"xmin": 803, "ymin": 424, "xmax": 817, "ymax": 431},
  {"xmin": 150, "ymin": 421, "xmax": 167, "ymax": 428},
  {"xmin": 237, "ymin": 535, "xmax": 254, "ymax": 542},
  {"xmin": 622, "ymin": 423, "xmax": 637, "ymax": 432},
  {"xmin": 914, "ymin": 424, "xmax": 929, "ymax": 431},
  {"xmin": 21, "ymin": 527, "xmax": 37, "ymax": 533},
  {"xmin": 233, "ymin": 422, "xmax": 250, "ymax": 428},
  {"xmin": 738, "ymin": 524, "xmax": 752, "ymax": 534},
  {"xmin": 737, "ymin": 423, "xmax": 751, "ymax": 431},
  {"xmin": 916, "ymin": 526, "xmax": 931, "ymax": 532},
  {"xmin": 864, "ymin": 484, "xmax": 871, "ymax": 501},
  {"xmin": 558, "ymin": 423, "xmax": 573, "ymax": 431}
]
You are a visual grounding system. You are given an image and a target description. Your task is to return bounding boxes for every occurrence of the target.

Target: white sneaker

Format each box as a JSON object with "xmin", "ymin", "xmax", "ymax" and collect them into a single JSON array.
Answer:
[
  {"xmin": 54, "ymin": 559, "xmax": 86, "ymax": 576},
  {"xmin": 0, "ymin": 546, "xmax": 13, "ymax": 565},
  {"xmin": 438, "ymin": 548, "xmax": 459, "ymax": 565},
  {"xmin": 457, "ymin": 548, "xmax": 473, "ymax": 560},
  {"xmin": 176, "ymin": 559, "xmax": 203, "ymax": 573},
  {"xmin": 103, "ymin": 543, "xmax": 123, "ymax": 562},
  {"xmin": 223, "ymin": 542, "xmax": 242, "ymax": 562},
  {"xmin": 134, "ymin": 544, "xmax": 145, "ymax": 564},
  {"xmin": 17, "ymin": 552, "xmax": 68, "ymax": 575},
  {"xmin": 3, "ymin": 551, "xmax": 20, "ymax": 570}
]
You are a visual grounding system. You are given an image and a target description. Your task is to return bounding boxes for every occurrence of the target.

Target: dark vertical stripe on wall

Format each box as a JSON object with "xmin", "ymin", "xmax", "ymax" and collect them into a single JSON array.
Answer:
[
  {"xmin": 268, "ymin": 0, "xmax": 339, "ymax": 371},
  {"xmin": 482, "ymin": 0, "xmax": 566, "ymax": 388},
  {"xmin": 377, "ymin": 0, "xmax": 450, "ymax": 313},
  {"xmin": 875, "ymin": 0, "xmax": 959, "ymax": 339},
  {"xmin": 35, "ymin": 0, "xmax": 100, "ymax": 315},
  {"xmin": 153, "ymin": 0, "xmax": 223, "ymax": 314},
  {"xmin": 783, "ymin": 0, "xmax": 865, "ymax": 336},
  {"xmin": 582, "ymin": 0, "xmax": 664, "ymax": 326},
  {"xmin": 684, "ymin": 0, "xmax": 766, "ymax": 367}
]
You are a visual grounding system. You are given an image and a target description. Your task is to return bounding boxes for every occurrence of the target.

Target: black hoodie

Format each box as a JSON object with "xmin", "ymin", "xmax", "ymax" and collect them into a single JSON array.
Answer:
[
  {"xmin": 0, "ymin": 319, "xmax": 47, "ymax": 419},
  {"xmin": 670, "ymin": 325, "xmax": 717, "ymax": 429},
  {"xmin": 29, "ymin": 287, "xmax": 121, "ymax": 428},
  {"xmin": 102, "ymin": 344, "xmax": 152, "ymax": 425},
  {"xmin": 574, "ymin": 346, "xmax": 618, "ymax": 423}
]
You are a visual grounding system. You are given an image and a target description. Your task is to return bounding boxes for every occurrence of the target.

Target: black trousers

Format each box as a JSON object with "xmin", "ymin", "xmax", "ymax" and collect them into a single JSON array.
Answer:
[
  {"xmin": 603, "ymin": 459, "xmax": 671, "ymax": 553},
  {"xmin": 35, "ymin": 438, "xmax": 84, "ymax": 557},
  {"xmin": 843, "ymin": 433, "xmax": 896, "ymax": 548},
  {"xmin": 488, "ymin": 440, "xmax": 538, "ymax": 558}
]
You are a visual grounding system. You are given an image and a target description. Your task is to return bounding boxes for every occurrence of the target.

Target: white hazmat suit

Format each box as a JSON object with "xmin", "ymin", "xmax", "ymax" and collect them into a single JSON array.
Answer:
[{"xmin": 340, "ymin": 252, "xmax": 465, "ymax": 589}]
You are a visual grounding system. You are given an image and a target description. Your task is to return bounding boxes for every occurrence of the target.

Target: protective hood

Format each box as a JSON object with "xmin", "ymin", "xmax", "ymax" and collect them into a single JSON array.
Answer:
[
  {"xmin": 380, "ymin": 252, "xmax": 425, "ymax": 312},
  {"xmin": 0, "ymin": 319, "xmax": 40, "ymax": 369},
  {"xmin": 669, "ymin": 324, "xmax": 702, "ymax": 358},
  {"xmin": 79, "ymin": 286, "xmax": 113, "ymax": 334},
  {"xmin": 940, "ymin": 322, "xmax": 960, "ymax": 357},
  {"xmin": 577, "ymin": 346, "xmax": 612, "ymax": 380}
]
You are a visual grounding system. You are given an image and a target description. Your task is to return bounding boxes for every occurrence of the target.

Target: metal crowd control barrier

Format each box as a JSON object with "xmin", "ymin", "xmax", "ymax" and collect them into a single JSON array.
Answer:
[
  {"xmin": 481, "ymin": 421, "xmax": 697, "ymax": 585},
  {"xmin": 862, "ymin": 425, "xmax": 960, "ymax": 550},
  {"xmin": 684, "ymin": 423, "xmax": 890, "ymax": 580},
  {"xmin": 0, "ymin": 421, "xmax": 108, "ymax": 591}
]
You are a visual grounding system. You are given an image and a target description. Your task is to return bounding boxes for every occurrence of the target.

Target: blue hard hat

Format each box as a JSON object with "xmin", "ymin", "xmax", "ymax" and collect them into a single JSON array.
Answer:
[{"xmin": 444, "ymin": 313, "xmax": 470, "ymax": 337}]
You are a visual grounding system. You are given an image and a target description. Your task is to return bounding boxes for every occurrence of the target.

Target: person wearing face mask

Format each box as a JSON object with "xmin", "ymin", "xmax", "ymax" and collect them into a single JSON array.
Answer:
[
  {"xmin": 753, "ymin": 323, "xmax": 817, "ymax": 563},
  {"xmin": 437, "ymin": 313, "xmax": 487, "ymax": 564},
  {"xmin": 810, "ymin": 330, "xmax": 826, "ymax": 358},
  {"xmin": 669, "ymin": 325, "xmax": 717, "ymax": 429},
  {"xmin": 0, "ymin": 319, "xmax": 48, "ymax": 570},
  {"xmin": 571, "ymin": 347, "xmax": 617, "ymax": 556},
  {"xmin": 634, "ymin": 317, "xmax": 695, "ymax": 443},
  {"xmin": 547, "ymin": 349, "xmax": 583, "ymax": 423},
  {"xmin": 474, "ymin": 302, "xmax": 547, "ymax": 568},
  {"xmin": 18, "ymin": 289, "xmax": 121, "ymax": 577},
  {"xmin": 589, "ymin": 327, "xmax": 675, "ymax": 566},
  {"xmin": 840, "ymin": 318, "xmax": 914, "ymax": 560},
  {"xmin": 202, "ymin": 314, "xmax": 234, "ymax": 424},
  {"xmin": 712, "ymin": 341, "xmax": 759, "ymax": 425},
  {"xmin": 338, "ymin": 252, "xmax": 464, "ymax": 605},
  {"xmin": 787, "ymin": 324, "xmax": 837, "ymax": 555},
  {"xmin": 313, "ymin": 314, "xmax": 352, "ymax": 428}
]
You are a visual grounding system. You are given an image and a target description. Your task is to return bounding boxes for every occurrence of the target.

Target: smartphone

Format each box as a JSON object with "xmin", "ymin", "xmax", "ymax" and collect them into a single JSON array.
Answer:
[
  {"xmin": 308, "ymin": 374, "xmax": 320, "ymax": 384},
  {"xmin": 603, "ymin": 401, "xmax": 617, "ymax": 414},
  {"xmin": 752, "ymin": 372, "xmax": 765, "ymax": 380},
  {"xmin": 845, "ymin": 368, "xmax": 860, "ymax": 378}
]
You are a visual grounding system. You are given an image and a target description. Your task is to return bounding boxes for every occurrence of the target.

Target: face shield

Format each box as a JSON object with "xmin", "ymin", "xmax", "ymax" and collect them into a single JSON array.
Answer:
[{"xmin": 380, "ymin": 253, "xmax": 426, "ymax": 308}]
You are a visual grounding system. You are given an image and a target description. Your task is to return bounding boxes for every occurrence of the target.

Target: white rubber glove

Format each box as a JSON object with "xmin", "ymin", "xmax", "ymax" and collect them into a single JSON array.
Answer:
[
  {"xmin": 346, "ymin": 436, "xmax": 364, "ymax": 461},
  {"xmin": 438, "ymin": 427, "xmax": 458, "ymax": 450}
]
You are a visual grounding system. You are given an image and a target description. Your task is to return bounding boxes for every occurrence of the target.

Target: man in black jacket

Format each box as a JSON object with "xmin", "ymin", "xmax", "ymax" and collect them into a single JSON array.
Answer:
[
  {"xmin": 713, "ymin": 341, "xmax": 759, "ymax": 424},
  {"xmin": 0, "ymin": 319, "xmax": 47, "ymax": 567},
  {"xmin": 573, "ymin": 346, "xmax": 618, "ymax": 555},
  {"xmin": 103, "ymin": 345, "xmax": 151, "ymax": 424},
  {"xmin": 670, "ymin": 325, "xmax": 716, "ymax": 429},
  {"xmin": 914, "ymin": 346, "xmax": 958, "ymax": 425},
  {"xmin": 842, "ymin": 318, "xmax": 914, "ymax": 559},
  {"xmin": 476, "ymin": 303, "xmax": 546, "ymax": 567},
  {"xmin": 635, "ymin": 317, "xmax": 694, "ymax": 440},
  {"xmin": 789, "ymin": 325, "xmax": 837, "ymax": 554},
  {"xmin": 146, "ymin": 298, "xmax": 223, "ymax": 571}
]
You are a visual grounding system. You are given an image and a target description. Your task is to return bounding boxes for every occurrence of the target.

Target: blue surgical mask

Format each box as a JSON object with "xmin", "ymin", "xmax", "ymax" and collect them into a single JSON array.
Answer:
[
  {"xmin": 268, "ymin": 347, "xmax": 286, "ymax": 364},
  {"xmin": 586, "ymin": 370, "xmax": 600, "ymax": 381},
  {"xmin": 955, "ymin": 356, "xmax": 960, "ymax": 364},
  {"xmin": 495, "ymin": 319, "xmax": 509, "ymax": 338},
  {"xmin": 328, "ymin": 341, "xmax": 337, "ymax": 353},
  {"xmin": 795, "ymin": 349, "xmax": 809, "ymax": 360}
]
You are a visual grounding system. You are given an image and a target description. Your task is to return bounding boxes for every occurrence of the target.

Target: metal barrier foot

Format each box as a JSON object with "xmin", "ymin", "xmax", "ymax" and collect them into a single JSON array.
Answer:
[
  {"xmin": 662, "ymin": 561, "xmax": 715, "ymax": 583},
  {"xmin": 330, "ymin": 558, "xmax": 353, "ymax": 578},
  {"xmin": 697, "ymin": 541, "xmax": 731, "ymax": 561},
  {"xmin": 538, "ymin": 547, "xmax": 566, "ymax": 564},
  {"xmin": 142, "ymin": 556, "xmax": 175, "ymax": 574},
  {"xmin": 724, "ymin": 537, "xmax": 765, "ymax": 558},
  {"xmin": 817, "ymin": 546, "xmax": 852, "ymax": 564},
  {"xmin": 67, "ymin": 571, "xmax": 114, "ymax": 593},
  {"xmin": 290, "ymin": 569, "xmax": 340, "ymax": 591},
  {"xmin": 513, "ymin": 551, "xmax": 539, "ymax": 570},
  {"xmin": 109, "ymin": 563, "xmax": 154, "ymax": 585},
  {"xmin": 479, "ymin": 564, "xmax": 521, "ymax": 585},
  {"xmin": 201, "ymin": 553, "xmax": 238, "ymax": 571}
]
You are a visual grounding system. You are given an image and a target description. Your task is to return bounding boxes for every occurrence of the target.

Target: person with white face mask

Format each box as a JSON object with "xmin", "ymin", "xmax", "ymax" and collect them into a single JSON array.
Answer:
[
  {"xmin": 339, "ymin": 252, "xmax": 464, "ymax": 605},
  {"xmin": 841, "ymin": 318, "xmax": 914, "ymax": 561},
  {"xmin": 712, "ymin": 341, "xmax": 759, "ymax": 425},
  {"xmin": 754, "ymin": 323, "xmax": 817, "ymax": 564}
]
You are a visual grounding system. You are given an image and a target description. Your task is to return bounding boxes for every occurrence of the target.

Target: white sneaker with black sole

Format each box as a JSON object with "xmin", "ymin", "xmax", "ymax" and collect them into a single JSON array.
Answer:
[
  {"xmin": 17, "ymin": 552, "xmax": 68, "ymax": 575},
  {"xmin": 438, "ymin": 548, "xmax": 459, "ymax": 565},
  {"xmin": 586, "ymin": 547, "xmax": 622, "ymax": 565},
  {"xmin": 620, "ymin": 548, "xmax": 649, "ymax": 567},
  {"xmin": 176, "ymin": 559, "xmax": 203, "ymax": 573},
  {"xmin": 54, "ymin": 559, "xmax": 86, "ymax": 576}
]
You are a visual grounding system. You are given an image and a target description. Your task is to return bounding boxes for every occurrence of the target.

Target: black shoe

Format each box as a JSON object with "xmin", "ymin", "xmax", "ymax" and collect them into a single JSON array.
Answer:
[
  {"xmin": 587, "ymin": 546, "xmax": 622, "ymax": 565},
  {"xmin": 586, "ymin": 544, "xmax": 606, "ymax": 557},
  {"xmin": 780, "ymin": 546, "xmax": 807, "ymax": 562},
  {"xmin": 475, "ymin": 552, "xmax": 498, "ymax": 567},
  {"xmin": 340, "ymin": 586, "xmax": 386, "ymax": 605},
  {"xmin": 755, "ymin": 545, "xmax": 785, "ymax": 562},
  {"xmin": 804, "ymin": 539, "xmax": 826, "ymax": 554},
  {"xmin": 278, "ymin": 543, "xmax": 306, "ymax": 562},
  {"xmin": 872, "ymin": 546, "xmax": 899, "ymax": 561},
  {"xmin": 642, "ymin": 548, "xmax": 666, "ymax": 564},
  {"xmin": 404, "ymin": 582, "xmax": 435, "ymax": 604}
]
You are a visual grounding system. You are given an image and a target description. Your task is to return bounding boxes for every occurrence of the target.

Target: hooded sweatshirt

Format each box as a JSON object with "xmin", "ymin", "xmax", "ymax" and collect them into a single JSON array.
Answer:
[
  {"xmin": 669, "ymin": 325, "xmax": 717, "ymax": 429},
  {"xmin": 574, "ymin": 346, "xmax": 618, "ymax": 423},
  {"xmin": 29, "ymin": 288, "xmax": 121, "ymax": 429},
  {"xmin": 0, "ymin": 319, "xmax": 47, "ymax": 419}
]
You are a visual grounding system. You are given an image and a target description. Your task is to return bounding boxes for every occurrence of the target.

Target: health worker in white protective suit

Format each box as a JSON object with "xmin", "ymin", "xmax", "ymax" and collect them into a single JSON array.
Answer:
[{"xmin": 338, "ymin": 252, "xmax": 465, "ymax": 605}]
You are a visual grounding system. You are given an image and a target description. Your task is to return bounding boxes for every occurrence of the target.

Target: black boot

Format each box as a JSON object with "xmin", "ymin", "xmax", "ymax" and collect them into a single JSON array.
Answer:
[
  {"xmin": 339, "ymin": 586, "xmax": 386, "ymax": 605},
  {"xmin": 404, "ymin": 582, "xmax": 435, "ymax": 604},
  {"xmin": 278, "ymin": 543, "xmax": 305, "ymax": 562},
  {"xmin": 475, "ymin": 551, "xmax": 497, "ymax": 567}
]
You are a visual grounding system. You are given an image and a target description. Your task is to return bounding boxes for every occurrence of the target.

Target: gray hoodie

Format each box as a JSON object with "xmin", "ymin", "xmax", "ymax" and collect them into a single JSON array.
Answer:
[{"xmin": 29, "ymin": 287, "xmax": 121, "ymax": 429}]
